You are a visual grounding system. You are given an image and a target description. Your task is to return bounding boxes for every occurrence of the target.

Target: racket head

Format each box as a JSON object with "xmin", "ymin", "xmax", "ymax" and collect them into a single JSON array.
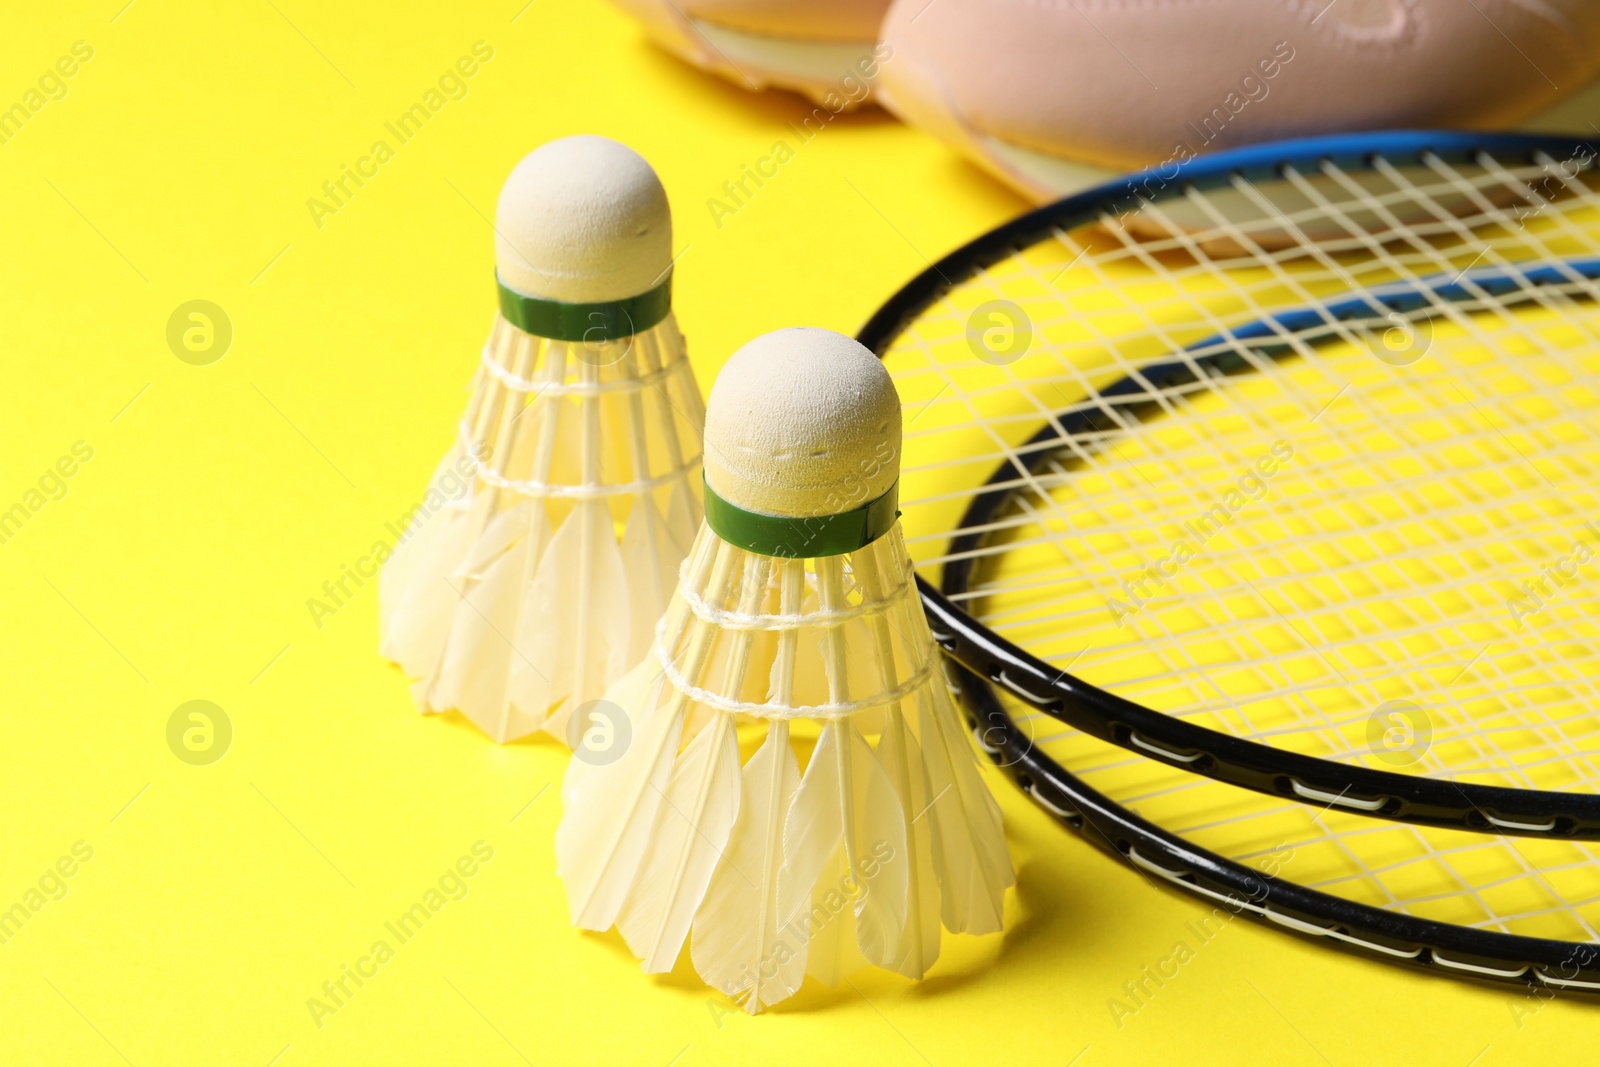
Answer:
[
  {"xmin": 864, "ymin": 130, "xmax": 1600, "ymax": 989},
  {"xmin": 865, "ymin": 129, "xmax": 1600, "ymax": 836}
]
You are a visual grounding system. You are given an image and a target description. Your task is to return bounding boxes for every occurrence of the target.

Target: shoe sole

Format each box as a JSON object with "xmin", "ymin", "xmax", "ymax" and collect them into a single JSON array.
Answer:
[{"xmin": 613, "ymin": 0, "xmax": 880, "ymax": 106}]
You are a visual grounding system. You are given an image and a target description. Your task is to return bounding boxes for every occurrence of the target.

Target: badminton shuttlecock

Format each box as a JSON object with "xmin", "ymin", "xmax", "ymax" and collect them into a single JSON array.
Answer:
[
  {"xmin": 555, "ymin": 327, "xmax": 1013, "ymax": 1013},
  {"xmin": 379, "ymin": 135, "xmax": 705, "ymax": 744}
]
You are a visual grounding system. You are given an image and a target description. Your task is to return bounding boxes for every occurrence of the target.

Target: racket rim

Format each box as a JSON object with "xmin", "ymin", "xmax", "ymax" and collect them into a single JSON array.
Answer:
[
  {"xmin": 858, "ymin": 127, "xmax": 1598, "ymax": 355},
  {"xmin": 861, "ymin": 129, "xmax": 1600, "ymax": 841},
  {"xmin": 946, "ymin": 650, "xmax": 1600, "ymax": 993},
  {"xmin": 930, "ymin": 257, "xmax": 1600, "ymax": 840}
]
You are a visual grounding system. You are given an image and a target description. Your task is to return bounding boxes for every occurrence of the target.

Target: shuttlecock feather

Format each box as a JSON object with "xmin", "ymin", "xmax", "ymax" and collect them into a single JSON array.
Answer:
[
  {"xmin": 379, "ymin": 135, "xmax": 704, "ymax": 743},
  {"xmin": 555, "ymin": 327, "xmax": 1013, "ymax": 1013}
]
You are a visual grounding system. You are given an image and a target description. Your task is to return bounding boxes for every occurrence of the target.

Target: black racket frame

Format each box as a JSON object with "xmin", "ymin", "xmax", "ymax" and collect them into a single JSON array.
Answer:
[{"xmin": 859, "ymin": 130, "xmax": 1600, "ymax": 990}]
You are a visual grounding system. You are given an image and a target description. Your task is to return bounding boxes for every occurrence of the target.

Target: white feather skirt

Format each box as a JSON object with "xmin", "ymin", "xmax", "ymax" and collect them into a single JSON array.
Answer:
[
  {"xmin": 554, "ymin": 521, "xmax": 1014, "ymax": 1013},
  {"xmin": 378, "ymin": 312, "xmax": 704, "ymax": 743}
]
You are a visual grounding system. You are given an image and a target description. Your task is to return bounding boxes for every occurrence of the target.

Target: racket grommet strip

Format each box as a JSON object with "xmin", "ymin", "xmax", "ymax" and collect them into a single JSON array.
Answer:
[
  {"xmin": 1430, "ymin": 954, "xmax": 1532, "ymax": 980},
  {"xmin": 1288, "ymin": 779, "xmax": 1387, "ymax": 812},
  {"xmin": 993, "ymin": 668, "xmax": 1058, "ymax": 706},
  {"xmin": 1026, "ymin": 783, "xmax": 1083, "ymax": 824},
  {"xmin": 1483, "ymin": 813, "xmax": 1560, "ymax": 834},
  {"xmin": 1128, "ymin": 731, "xmax": 1206, "ymax": 766},
  {"xmin": 1537, "ymin": 970, "xmax": 1600, "ymax": 991}
]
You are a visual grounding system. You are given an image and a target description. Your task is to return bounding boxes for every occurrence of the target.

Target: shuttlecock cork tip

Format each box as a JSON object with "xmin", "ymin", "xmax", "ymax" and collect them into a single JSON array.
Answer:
[
  {"xmin": 705, "ymin": 328, "xmax": 902, "ymax": 520},
  {"xmin": 495, "ymin": 135, "xmax": 672, "ymax": 304}
]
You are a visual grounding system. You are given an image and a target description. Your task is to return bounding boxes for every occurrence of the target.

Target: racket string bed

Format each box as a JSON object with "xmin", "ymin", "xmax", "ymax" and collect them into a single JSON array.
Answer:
[
  {"xmin": 865, "ymin": 132, "xmax": 1600, "ymax": 988},
  {"xmin": 1004, "ymin": 265, "xmax": 1600, "ymax": 796},
  {"xmin": 1093, "ymin": 183, "xmax": 1600, "ymax": 794},
  {"xmin": 904, "ymin": 248, "xmax": 1600, "ymax": 792},
  {"xmin": 900, "ymin": 162, "xmax": 1600, "ymax": 789}
]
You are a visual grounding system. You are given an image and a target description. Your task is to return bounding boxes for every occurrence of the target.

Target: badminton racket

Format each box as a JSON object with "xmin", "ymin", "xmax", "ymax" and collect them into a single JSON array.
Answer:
[{"xmin": 862, "ymin": 130, "xmax": 1600, "ymax": 989}]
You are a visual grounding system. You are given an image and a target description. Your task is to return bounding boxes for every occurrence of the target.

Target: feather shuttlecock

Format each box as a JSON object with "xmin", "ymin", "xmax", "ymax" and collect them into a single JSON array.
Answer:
[
  {"xmin": 379, "ymin": 135, "xmax": 705, "ymax": 744},
  {"xmin": 555, "ymin": 327, "xmax": 1013, "ymax": 1013}
]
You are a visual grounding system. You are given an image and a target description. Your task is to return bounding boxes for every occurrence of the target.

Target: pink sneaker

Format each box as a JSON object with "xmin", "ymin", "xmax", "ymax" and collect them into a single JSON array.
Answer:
[
  {"xmin": 878, "ymin": 0, "xmax": 1600, "ymax": 200},
  {"xmin": 609, "ymin": 0, "xmax": 893, "ymax": 105}
]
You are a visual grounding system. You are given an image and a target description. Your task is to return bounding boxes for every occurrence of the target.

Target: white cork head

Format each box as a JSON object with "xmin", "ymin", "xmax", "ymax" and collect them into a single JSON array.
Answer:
[
  {"xmin": 705, "ymin": 328, "xmax": 902, "ymax": 519},
  {"xmin": 495, "ymin": 135, "xmax": 672, "ymax": 304}
]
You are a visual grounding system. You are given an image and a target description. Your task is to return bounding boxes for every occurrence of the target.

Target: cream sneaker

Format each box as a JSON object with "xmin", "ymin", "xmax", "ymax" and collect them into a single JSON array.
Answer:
[
  {"xmin": 877, "ymin": 0, "xmax": 1600, "ymax": 200},
  {"xmin": 609, "ymin": 0, "xmax": 893, "ymax": 105}
]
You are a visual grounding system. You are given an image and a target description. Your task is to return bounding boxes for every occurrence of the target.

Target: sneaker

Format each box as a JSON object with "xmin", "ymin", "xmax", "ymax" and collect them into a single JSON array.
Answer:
[{"xmin": 877, "ymin": 0, "xmax": 1600, "ymax": 200}]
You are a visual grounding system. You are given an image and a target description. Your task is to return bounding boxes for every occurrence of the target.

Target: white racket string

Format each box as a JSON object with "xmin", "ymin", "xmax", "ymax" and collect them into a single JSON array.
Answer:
[
  {"xmin": 1195, "ymin": 161, "xmax": 1600, "ymax": 783},
  {"xmin": 1119, "ymin": 178, "xmax": 1600, "ymax": 786},
  {"xmin": 882, "ymin": 146, "xmax": 1600, "ymax": 941}
]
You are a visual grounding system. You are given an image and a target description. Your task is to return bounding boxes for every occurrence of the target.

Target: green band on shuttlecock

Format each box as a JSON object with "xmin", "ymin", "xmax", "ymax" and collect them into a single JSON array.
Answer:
[
  {"xmin": 496, "ymin": 271, "xmax": 672, "ymax": 342},
  {"xmin": 703, "ymin": 477, "xmax": 900, "ymax": 558}
]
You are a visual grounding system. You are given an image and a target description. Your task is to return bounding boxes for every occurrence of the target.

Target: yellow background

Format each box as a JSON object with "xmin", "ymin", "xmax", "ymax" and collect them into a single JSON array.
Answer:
[{"xmin": 0, "ymin": 1, "xmax": 1594, "ymax": 1063}]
